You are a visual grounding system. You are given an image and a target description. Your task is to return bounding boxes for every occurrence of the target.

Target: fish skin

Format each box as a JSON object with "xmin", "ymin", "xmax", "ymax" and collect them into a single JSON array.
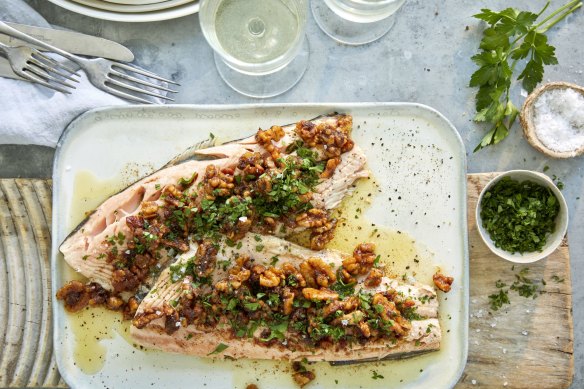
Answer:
[
  {"xmin": 161, "ymin": 136, "xmax": 219, "ymax": 168},
  {"xmin": 59, "ymin": 114, "xmax": 368, "ymax": 292},
  {"xmin": 130, "ymin": 233, "xmax": 441, "ymax": 362}
]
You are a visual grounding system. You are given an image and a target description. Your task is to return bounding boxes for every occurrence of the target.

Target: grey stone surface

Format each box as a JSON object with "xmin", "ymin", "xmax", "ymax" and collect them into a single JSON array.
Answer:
[{"xmin": 2, "ymin": 0, "xmax": 583, "ymax": 387}]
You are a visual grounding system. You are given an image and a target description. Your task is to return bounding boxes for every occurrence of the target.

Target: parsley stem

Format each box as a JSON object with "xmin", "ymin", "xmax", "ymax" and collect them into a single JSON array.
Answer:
[
  {"xmin": 539, "ymin": 2, "xmax": 582, "ymax": 33},
  {"xmin": 534, "ymin": 0, "xmax": 581, "ymax": 30},
  {"xmin": 537, "ymin": 1, "xmax": 552, "ymax": 17}
]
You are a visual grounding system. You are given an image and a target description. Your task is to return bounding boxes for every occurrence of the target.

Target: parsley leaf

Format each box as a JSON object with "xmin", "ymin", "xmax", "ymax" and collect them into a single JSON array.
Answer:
[
  {"xmin": 206, "ymin": 343, "xmax": 229, "ymax": 356},
  {"xmin": 489, "ymin": 289, "xmax": 511, "ymax": 311},
  {"xmin": 470, "ymin": 0, "xmax": 582, "ymax": 151}
]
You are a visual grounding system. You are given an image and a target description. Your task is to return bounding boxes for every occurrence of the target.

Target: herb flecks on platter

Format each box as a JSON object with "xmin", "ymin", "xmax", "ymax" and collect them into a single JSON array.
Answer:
[
  {"xmin": 470, "ymin": 0, "xmax": 583, "ymax": 151},
  {"xmin": 488, "ymin": 268, "xmax": 551, "ymax": 311}
]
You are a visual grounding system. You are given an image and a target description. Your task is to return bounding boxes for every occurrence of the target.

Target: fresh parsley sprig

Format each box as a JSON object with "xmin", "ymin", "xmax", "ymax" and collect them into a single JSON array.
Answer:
[{"xmin": 470, "ymin": 0, "xmax": 582, "ymax": 151}]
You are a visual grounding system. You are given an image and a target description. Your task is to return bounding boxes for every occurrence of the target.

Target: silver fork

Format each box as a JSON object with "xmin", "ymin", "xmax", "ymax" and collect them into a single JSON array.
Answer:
[
  {"xmin": 0, "ymin": 21, "xmax": 179, "ymax": 104},
  {"xmin": 0, "ymin": 41, "xmax": 79, "ymax": 93}
]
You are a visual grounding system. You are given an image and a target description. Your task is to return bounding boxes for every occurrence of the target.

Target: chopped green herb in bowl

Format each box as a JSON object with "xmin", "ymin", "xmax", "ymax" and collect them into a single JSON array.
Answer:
[{"xmin": 476, "ymin": 170, "xmax": 568, "ymax": 263}]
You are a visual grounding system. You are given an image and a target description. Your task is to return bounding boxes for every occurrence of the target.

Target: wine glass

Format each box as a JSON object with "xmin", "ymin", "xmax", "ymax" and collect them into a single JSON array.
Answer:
[
  {"xmin": 311, "ymin": 0, "xmax": 407, "ymax": 45},
  {"xmin": 199, "ymin": 0, "xmax": 309, "ymax": 98}
]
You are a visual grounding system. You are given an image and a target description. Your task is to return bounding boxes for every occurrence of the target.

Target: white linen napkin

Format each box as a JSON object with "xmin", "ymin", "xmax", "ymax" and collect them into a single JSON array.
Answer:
[{"xmin": 0, "ymin": 1, "xmax": 162, "ymax": 147}]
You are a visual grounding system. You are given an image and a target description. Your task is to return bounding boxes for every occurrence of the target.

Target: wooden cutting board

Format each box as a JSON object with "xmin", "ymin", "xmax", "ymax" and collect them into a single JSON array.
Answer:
[{"xmin": 0, "ymin": 175, "xmax": 573, "ymax": 388}]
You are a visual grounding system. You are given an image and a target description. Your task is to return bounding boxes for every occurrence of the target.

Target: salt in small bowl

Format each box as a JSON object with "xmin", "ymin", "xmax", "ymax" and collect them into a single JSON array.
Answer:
[{"xmin": 520, "ymin": 81, "xmax": 584, "ymax": 159}]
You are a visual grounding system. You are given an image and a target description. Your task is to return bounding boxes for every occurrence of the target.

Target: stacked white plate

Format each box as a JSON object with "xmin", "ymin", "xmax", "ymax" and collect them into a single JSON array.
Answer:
[{"xmin": 47, "ymin": 0, "xmax": 199, "ymax": 22}]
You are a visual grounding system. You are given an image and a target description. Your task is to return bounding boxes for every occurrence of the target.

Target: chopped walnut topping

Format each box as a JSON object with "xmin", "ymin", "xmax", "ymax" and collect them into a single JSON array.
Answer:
[
  {"xmin": 299, "ymin": 258, "xmax": 334, "ymax": 288},
  {"xmin": 140, "ymin": 201, "xmax": 159, "ymax": 219},
  {"xmin": 56, "ymin": 280, "xmax": 90, "ymax": 312},
  {"xmin": 371, "ymin": 293, "xmax": 410, "ymax": 336},
  {"xmin": 203, "ymin": 165, "xmax": 235, "ymax": 200},
  {"xmin": 132, "ymin": 307, "xmax": 163, "ymax": 329},
  {"xmin": 283, "ymin": 287, "xmax": 295, "ymax": 315},
  {"xmin": 433, "ymin": 272, "xmax": 454, "ymax": 292},
  {"xmin": 296, "ymin": 208, "xmax": 328, "ymax": 228},
  {"xmin": 342, "ymin": 243, "xmax": 376, "ymax": 276},
  {"xmin": 237, "ymin": 152, "xmax": 266, "ymax": 177},
  {"xmin": 256, "ymin": 125, "xmax": 285, "ymax": 162},
  {"xmin": 295, "ymin": 115, "xmax": 354, "ymax": 158},
  {"xmin": 123, "ymin": 296, "xmax": 140, "ymax": 320},
  {"xmin": 106, "ymin": 296, "xmax": 124, "ymax": 310},
  {"xmin": 56, "ymin": 280, "xmax": 133, "ymax": 315},
  {"xmin": 310, "ymin": 217, "xmax": 337, "ymax": 251},
  {"xmin": 163, "ymin": 302, "xmax": 180, "ymax": 334},
  {"xmin": 259, "ymin": 268, "xmax": 282, "ymax": 288},
  {"xmin": 320, "ymin": 157, "xmax": 341, "ymax": 179},
  {"xmin": 358, "ymin": 320, "xmax": 371, "ymax": 338},
  {"xmin": 302, "ymin": 287, "xmax": 339, "ymax": 301},
  {"xmin": 282, "ymin": 262, "xmax": 307, "ymax": 287},
  {"xmin": 194, "ymin": 240, "xmax": 218, "ymax": 278},
  {"xmin": 364, "ymin": 268, "xmax": 383, "ymax": 288},
  {"xmin": 292, "ymin": 362, "xmax": 316, "ymax": 388},
  {"xmin": 162, "ymin": 184, "xmax": 183, "ymax": 207},
  {"xmin": 111, "ymin": 269, "xmax": 140, "ymax": 293},
  {"xmin": 255, "ymin": 175, "xmax": 272, "ymax": 194}
]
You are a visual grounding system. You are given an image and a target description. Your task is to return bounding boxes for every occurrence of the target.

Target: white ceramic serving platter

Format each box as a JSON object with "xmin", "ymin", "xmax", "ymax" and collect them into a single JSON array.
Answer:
[
  {"xmin": 48, "ymin": 0, "xmax": 198, "ymax": 22},
  {"xmin": 52, "ymin": 103, "xmax": 469, "ymax": 389}
]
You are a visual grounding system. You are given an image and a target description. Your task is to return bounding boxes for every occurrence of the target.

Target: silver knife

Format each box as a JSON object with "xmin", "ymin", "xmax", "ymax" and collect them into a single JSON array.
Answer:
[{"xmin": 0, "ymin": 22, "xmax": 134, "ymax": 80}]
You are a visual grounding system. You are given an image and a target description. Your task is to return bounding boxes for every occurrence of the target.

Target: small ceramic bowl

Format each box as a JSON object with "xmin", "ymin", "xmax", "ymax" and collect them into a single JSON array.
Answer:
[
  {"xmin": 476, "ymin": 170, "xmax": 568, "ymax": 263},
  {"xmin": 520, "ymin": 81, "xmax": 584, "ymax": 159}
]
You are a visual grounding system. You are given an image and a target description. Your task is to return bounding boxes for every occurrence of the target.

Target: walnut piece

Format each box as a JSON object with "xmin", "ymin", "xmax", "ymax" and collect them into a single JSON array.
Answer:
[
  {"xmin": 296, "ymin": 208, "xmax": 328, "ymax": 228},
  {"xmin": 320, "ymin": 157, "xmax": 341, "ymax": 179},
  {"xmin": 292, "ymin": 362, "xmax": 316, "ymax": 388},
  {"xmin": 299, "ymin": 257, "xmax": 336, "ymax": 288},
  {"xmin": 237, "ymin": 151, "xmax": 266, "ymax": 177},
  {"xmin": 140, "ymin": 201, "xmax": 159, "ymax": 219},
  {"xmin": 132, "ymin": 307, "xmax": 163, "ymax": 329},
  {"xmin": 259, "ymin": 268, "xmax": 282, "ymax": 288},
  {"xmin": 371, "ymin": 293, "xmax": 410, "ymax": 336},
  {"xmin": 256, "ymin": 125, "xmax": 285, "ymax": 162},
  {"xmin": 203, "ymin": 165, "xmax": 235, "ymax": 200},
  {"xmin": 302, "ymin": 287, "xmax": 339, "ymax": 301},
  {"xmin": 283, "ymin": 288, "xmax": 295, "ymax": 315},
  {"xmin": 433, "ymin": 272, "xmax": 454, "ymax": 292},
  {"xmin": 342, "ymin": 243, "xmax": 376, "ymax": 276},
  {"xmin": 364, "ymin": 268, "xmax": 383, "ymax": 288}
]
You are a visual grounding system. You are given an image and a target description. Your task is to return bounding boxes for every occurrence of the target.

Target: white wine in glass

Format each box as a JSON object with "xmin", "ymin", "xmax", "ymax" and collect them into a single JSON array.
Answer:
[
  {"xmin": 200, "ymin": 0, "xmax": 309, "ymax": 98},
  {"xmin": 312, "ymin": 0, "xmax": 407, "ymax": 45}
]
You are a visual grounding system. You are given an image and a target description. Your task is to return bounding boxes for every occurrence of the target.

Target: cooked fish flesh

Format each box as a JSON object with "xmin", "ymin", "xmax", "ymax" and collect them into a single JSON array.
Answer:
[
  {"xmin": 57, "ymin": 114, "xmax": 368, "ymax": 308},
  {"xmin": 130, "ymin": 235, "xmax": 441, "ymax": 362}
]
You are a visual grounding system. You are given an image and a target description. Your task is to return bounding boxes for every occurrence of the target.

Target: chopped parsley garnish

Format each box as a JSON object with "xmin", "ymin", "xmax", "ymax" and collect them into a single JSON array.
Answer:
[
  {"xmin": 206, "ymin": 343, "xmax": 229, "ymax": 356},
  {"xmin": 330, "ymin": 270, "xmax": 356, "ymax": 299},
  {"xmin": 510, "ymin": 268, "xmax": 542, "ymax": 298},
  {"xmin": 244, "ymin": 302, "xmax": 261, "ymax": 311},
  {"xmin": 270, "ymin": 255, "xmax": 280, "ymax": 266},
  {"xmin": 480, "ymin": 177, "xmax": 560, "ymax": 253},
  {"xmin": 489, "ymin": 267, "xmax": 546, "ymax": 311},
  {"xmin": 489, "ymin": 289, "xmax": 511, "ymax": 311},
  {"xmin": 261, "ymin": 320, "xmax": 289, "ymax": 342},
  {"xmin": 371, "ymin": 370, "xmax": 384, "ymax": 380}
]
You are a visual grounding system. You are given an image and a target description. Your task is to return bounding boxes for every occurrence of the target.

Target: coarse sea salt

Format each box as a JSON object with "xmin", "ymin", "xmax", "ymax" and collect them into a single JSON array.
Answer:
[{"xmin": 533, "ymin": 88, "xmax": 584, "ymax": 153}]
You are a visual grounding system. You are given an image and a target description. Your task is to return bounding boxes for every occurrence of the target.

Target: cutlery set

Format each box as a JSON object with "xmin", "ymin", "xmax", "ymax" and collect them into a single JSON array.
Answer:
[{"xmin": 0, "ymin": 20, "xmax": 178, "ymax": 103}]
